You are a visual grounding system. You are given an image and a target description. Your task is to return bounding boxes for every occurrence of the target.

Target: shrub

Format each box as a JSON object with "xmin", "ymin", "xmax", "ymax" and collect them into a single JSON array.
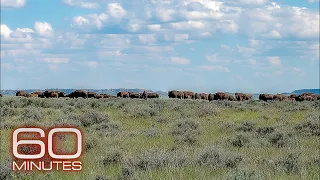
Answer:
[
  {"xmin": 274, "ymin": 153, "xmax": 301, "ymax": 173},
  {"xmin": 95, "ymin": 175, "xmax": 111, "ymax": 180},
  {"xmin": 1, "ymin": 105, "xmax": 18, "ymax": 117},
  {"xmin": 171, "ymin": 119, "xmax": 201, "ymax": 146},
  {"xmin": 133, "ymin": 149, "xmax": 187, "ymax": 171},
  {"xmin": 77, "ymin": 111, "xmax": 111, "ymax": 127},
  {"xmin": 268, "ymin": 131, "xmax": 291, "ymax": 148},
  {"xmin": 101, "ymin": 148, "xmax": 123, "ymax": 166},
  {"xmin": 229, "ymin": 134, "xmax": 250, "ymax": 148},
  {"xmin": 294, "ymin": 114, "xmax": 320, "ymax": 136},
  {"xmin": 0, "ymin": 160, "xmax": 12, "ymax": 180},
  {"xmin": 197, "ymin": 146, "xmax": 242, "ymax": 169},
  {"xmin": 256, "ymin": 126, "xmax": 275, "ymax": 136},
  {"xmin": 238, "ymin": 121, "xmax": 255, "ymax": 132},
  {"xmin": 225, "ymin": 166, "xmax": 264, "ymax": 180},
  {"xmin": 22, "ymin": 106, "xmax": 44, "ymax": 121},
  {"xmin": 94, "ymin": 121, "xmax": 121, "ymax": 137}
]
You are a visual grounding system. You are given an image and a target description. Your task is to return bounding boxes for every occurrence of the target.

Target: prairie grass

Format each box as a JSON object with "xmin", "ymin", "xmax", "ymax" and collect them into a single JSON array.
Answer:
[{"xmin": 0, "ymin": 97, "xmax": 319, "ymax": 179}]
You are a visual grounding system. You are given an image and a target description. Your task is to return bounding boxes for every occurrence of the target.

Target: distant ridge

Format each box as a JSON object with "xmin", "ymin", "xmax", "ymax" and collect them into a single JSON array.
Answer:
[{"xmin": 291, "ymin": 89, "xmax": 320, "ymax": 95}]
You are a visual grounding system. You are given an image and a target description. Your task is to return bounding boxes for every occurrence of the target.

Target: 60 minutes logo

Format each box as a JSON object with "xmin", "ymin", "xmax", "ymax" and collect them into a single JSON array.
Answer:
[{"xmin": 11, "ymin": 126, "xmax": 84, "ymax": 171}]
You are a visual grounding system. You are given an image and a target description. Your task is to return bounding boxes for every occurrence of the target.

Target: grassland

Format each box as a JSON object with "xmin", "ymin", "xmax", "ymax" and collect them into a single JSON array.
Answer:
[{"xmin": 0, "ymin": 97, "xmax": 319, "ymax": 180}]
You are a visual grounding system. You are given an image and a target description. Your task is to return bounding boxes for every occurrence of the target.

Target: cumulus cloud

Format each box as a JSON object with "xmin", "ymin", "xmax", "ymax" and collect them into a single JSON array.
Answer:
[
  {"xmin": 43, "ymin": 58, "xmax": 69, "ymax": 64},
  {"xmin": 34, "ymin": 22, "xmax": 54, "ymax": 37},
  {"xmin": 1, "ymin": 0, "xmax": 25, "ymax": 8},
  {"xmin": 62, "ymin": 0, "xmax": 100, "ymax": 9},
  {"xmin": 171, "ymin": 57, "xmax": 190, "ymax": 64},
  {"xmin": 108, "ymin": 3, "xmax": 127, "ymax": 19}
]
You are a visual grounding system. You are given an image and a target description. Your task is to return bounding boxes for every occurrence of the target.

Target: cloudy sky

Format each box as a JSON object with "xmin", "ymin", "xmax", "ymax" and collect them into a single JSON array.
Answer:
[{"xmin": 1, "ymin": 0, "xmax": 319, "ymax": 93}]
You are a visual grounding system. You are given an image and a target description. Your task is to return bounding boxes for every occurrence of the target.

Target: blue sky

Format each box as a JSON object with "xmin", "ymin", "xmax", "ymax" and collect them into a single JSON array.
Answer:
[{"xmin": 1, "ymin": 0, "xmax": 319, "ymax": 93}]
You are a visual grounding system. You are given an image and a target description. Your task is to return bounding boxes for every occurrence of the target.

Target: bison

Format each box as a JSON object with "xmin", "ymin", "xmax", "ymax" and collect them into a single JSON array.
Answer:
[
  {"xmin": 147, "ymin": 92, "xmax": 159, "ymax": 98},
  {"xmin": 259, "ymin": 94, "xmax": 274, "ymax": 102},
  {"xmin": 128, "ymin": 92, "xmax": 141, "ymax": 99},
  {"xmin": 168, "ymin": 90, "xmax": 184, "ymax": 99},
  {"xmin": 273, "ymin": 94, "xmax": 287, "ymax": 101},
  {"xmin": 294, "ymin": 95, "xmax": 305, "ymax": 102},
  {"xmin": 311, "ymin": 94, "xmax": 320, "ymax": 100},
  {"xmin": 87, "ymin": 92, "xmax": 98, "ymax": 98},
  {"xmin": 183, "ymin": 91, "xmax": 195, "ymax": 99},
  {"xmin": 117, "ymin": 91, "xmax": 129, "ymax": 98},
  {"xmin": 68, "ymin": 90, "xmax": 88, "ymax": 98},
  {"xmin": 214, "ymin": 92, "xmax": 229, "ymax": 100},
  {"xmin": 301, "ymin": 92, "xmax": 314, "ymax": 97},
  {"xmin": 16, "ymin": 90, "xmax": 31, "ymax": 97},
  {"xmin": 0, "ymin": 93, "xmax": 2, "ymax": 97},
  {"xmin": 141, "ymin": 91, "xmax": 148, "ymax": 100},
  {"xmin": 235, "ymin": 93, "xmax": 253, "ymax": 101},
  {"xmin": 199, "ymin": 93, "xmax": 208, "ymax": 100}
]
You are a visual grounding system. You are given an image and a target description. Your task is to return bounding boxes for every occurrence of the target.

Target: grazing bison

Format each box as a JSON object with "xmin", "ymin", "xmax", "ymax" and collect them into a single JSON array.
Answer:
[
  {"xmin": 236, "ymin": 93, "xmax": 253, "ymax": 101},
  {"xmin": 295, "ymin": 95, "xmax": 305, "ymax": 102},
  {"xmin": 95, "ymin": 94, "xmax": 104, "ymax": 99},
  {"xmin": 311, "ymin": 94, "xmax": 320, "ymax": 100},
  {"xmin": 147, "ymin": 92, "xmax": 159, "ymax": 98},
  {"xmin": 68, "ymin": 90, "xmax": 88, "ymax": 98},
  {"xmin": 183, "ymin": 91, "xmax": 195, "ymax": 99},
  {"xmin": 289, "ymin": 94, "xmax": 299, "ymax": 99},
  {"xmin": 168, "ymin": 90, "xmax": 184, "ymax": 99},
  {"xmin": 16, "ymin": 90, "xmax": 31, "ymax": 97},
  {"xmin": 195, "ymin": 93, "xmax": 201, "ymax": 100},
  {"xmin": 51, "ymin": 92, "xmax": 59, "ymax": 98},
  {"xmin": 273, "ymin": 94, "xmax": 287, "ymax": 101},
  {"xmin": 214, "ymin": 92, "xmax": 229, "ymax": 100},
  {"xmin": 227, "ymin": 94, "xmax": 236, "ymax": 101},
  {"xmin": 304, "ymin": 96, "xmax": 314, "ymax": 101},
  {"xmin": 117, "ymin": 91, "xmax": 129, "ymax": 98},
  {"xmin": 0, "ymin": 93, "xmax": 2, "ymax": 97},
  {"xmin": 199, "ymin": 93, "xmax": 208, "ymax": 100},
  {"xmin": 141, "ymin": 91, "xmax": 148, "ymax": 99},
  {"xmin": 208, "ymin": 94, "xmax": 214, "ymax": 101},
  {"xmin": 128, "ymin": 92, "xmax": 141, "ymax": 99},
  {"xmin": 55, "ymin": 91, "xmax": 66, "ymax": 98},
  {"xmin": 87, "ymin": 92, "xmax": 98, "ymax": 98},
  {"xmin": 259, "ymin": 94, "xmax": 274, "ymax": 102},
  {"xmin": 301, "ymin": 92, "xmax": 314, "ymax": 97}
]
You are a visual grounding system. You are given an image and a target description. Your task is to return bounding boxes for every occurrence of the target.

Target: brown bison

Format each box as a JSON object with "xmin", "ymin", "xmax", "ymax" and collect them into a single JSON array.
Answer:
[
  {"xmin": 273, "ymin": 94, "xmax": 287, "ymax": 101},
  {"xmin": 235, "ymin": 93, "xmax": 253, "ymax": 101},
  {"xmin": 208, "ymin": 93, "xmax": 214, "ymax": 101},
  {"xmin": 87, "ymin": 92, "xmax": 98, "ymax": 98},
  {"xmin": 128, "ymin": 92, "xmax": 141, "ymax": 99},
  {"xmin": 0, "ymin": 93, "xmax": 3, "ymax": 97},
  {"xmin": 51, "ymin": 92, "xmax": 59, "ymax": 98},
  {"xmin": 304, "ymin": 96, "xmax": 314, "ymax": 101},
  {"xmin": 68, "ymin": 90, "xmax": 88, "ymax": 98},
  {"xmin": 198, "ymin": 93, "xmax": 208, "ymax": 100},
  {"xmin": 141, "ymin": 91, "xmax": 148, "ymax": 99},
  {"xmin": 117, "ymin": 91, "xmax": 130, "ymax": 98},
  {"xmin": 289, "ymin": 94, "xmax": 299, "ymax": 99},
  {"xmin": 227, "ymin": 94, "xmax": 236, "ymax": 101},
  {"xmin": 194, "ymin": 93, "xmax": 201, "ymax": 100},
  {"xmin": 259, "ymin": 94, "xmax": 274, "ymax": 102},
  {"xmin": 214, "ymin": 92, "xmax": 229, "ymax": 100},
  {"xmin": 147, "ymin": 92, "xmax": 159, "ymax": 98},
  {"xmin": 301, "ymin": 92, "xmax": 314, "ymax": 97},
  {"xmin": 294, "ymin": 95, "xmax": 305, "ymax": 102},
  {"xmin": 168, "ymin": 90, "xmax": 184, "ymax": 99},
  {"xmin": 311, "ymin": 94, "xmax": 320, "ymax": 100},
  {"xmin": 55, "ymin": 91, "xmax": 66, "ymax": 98},
  {"xmin": 16, "ymin": 90, "xmax": 31, "ymax": 97},
  {"xmin": 183, "ymin": 91, "xmax": 195, "ymax": 99},
  {"xmin": 95, "ymin": 94, "xmax": 104, "ymax": 99}
]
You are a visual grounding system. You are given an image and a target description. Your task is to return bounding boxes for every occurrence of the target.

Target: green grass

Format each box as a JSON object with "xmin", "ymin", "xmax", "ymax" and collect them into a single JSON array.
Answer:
[{"xmin": 0, "ymin": 97, "xmax": 319, "ymax": 180}]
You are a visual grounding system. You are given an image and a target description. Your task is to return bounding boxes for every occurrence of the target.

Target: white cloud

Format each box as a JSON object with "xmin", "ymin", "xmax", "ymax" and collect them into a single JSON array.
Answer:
[
  {"xmin": 34, "ymin": 22, "xmax": 54, "ymax": 37},
  {"xmin": 199, "ymin": 65, "xmax": 230, "ymax": 72},
  {"xmin": 171, "ymin": 57, "xmax": 190, "ymax": 64},
  {"xmin": 43, "ymin": 58, "xmax": 69, "ymax": 64},
  {"xmin": 72, "ymin": 14, "xmax": 108, "ymax": 30},
  {"xmin": 307, "ymin": 0, "xmax": 319, "ymax": 3},
  {"xmin": 268, "ymin": 56, "xmax": 281, "ymax": 66},
  {"xmin": 62, "ymin": 0, "xmax": 100, "ymax": 9},
  {"xmin": 236, "ymin": 0, "xmax": 268, "ymax": 5},
  {"xmin": 247, "ymin": 59, "xmax": 257, "ymax": 65},
  {"xmin": 138, "ymin": 34, "xmax": 157, "ymax": 44},
  {"xmin": 1, "ymin": 0, "xmax": 25, "ymax": 8},
  {"xmin": 108, "ymin": 3, "xmax": 127, "ymax": 19},
  {"xmin": 0, "ymin": 24, "xmax": 13, "ymax": 37},
  {"xmin": 206, "ymin": 54, "xmax": 217, "ymax": 62}
]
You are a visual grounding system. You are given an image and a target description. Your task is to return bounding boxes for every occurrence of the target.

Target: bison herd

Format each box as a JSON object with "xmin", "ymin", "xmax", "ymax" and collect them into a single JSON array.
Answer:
[
  {"xmin": 167, "ymin": 90, "xmax": 320, "ymax": 102},
  {"xmin": 12, "ymin": 90, "xmax": 160, "ymax": 100},
  {"xmin": 0, "ymin": 90, "xmax": 318, "ymax": 102}
]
